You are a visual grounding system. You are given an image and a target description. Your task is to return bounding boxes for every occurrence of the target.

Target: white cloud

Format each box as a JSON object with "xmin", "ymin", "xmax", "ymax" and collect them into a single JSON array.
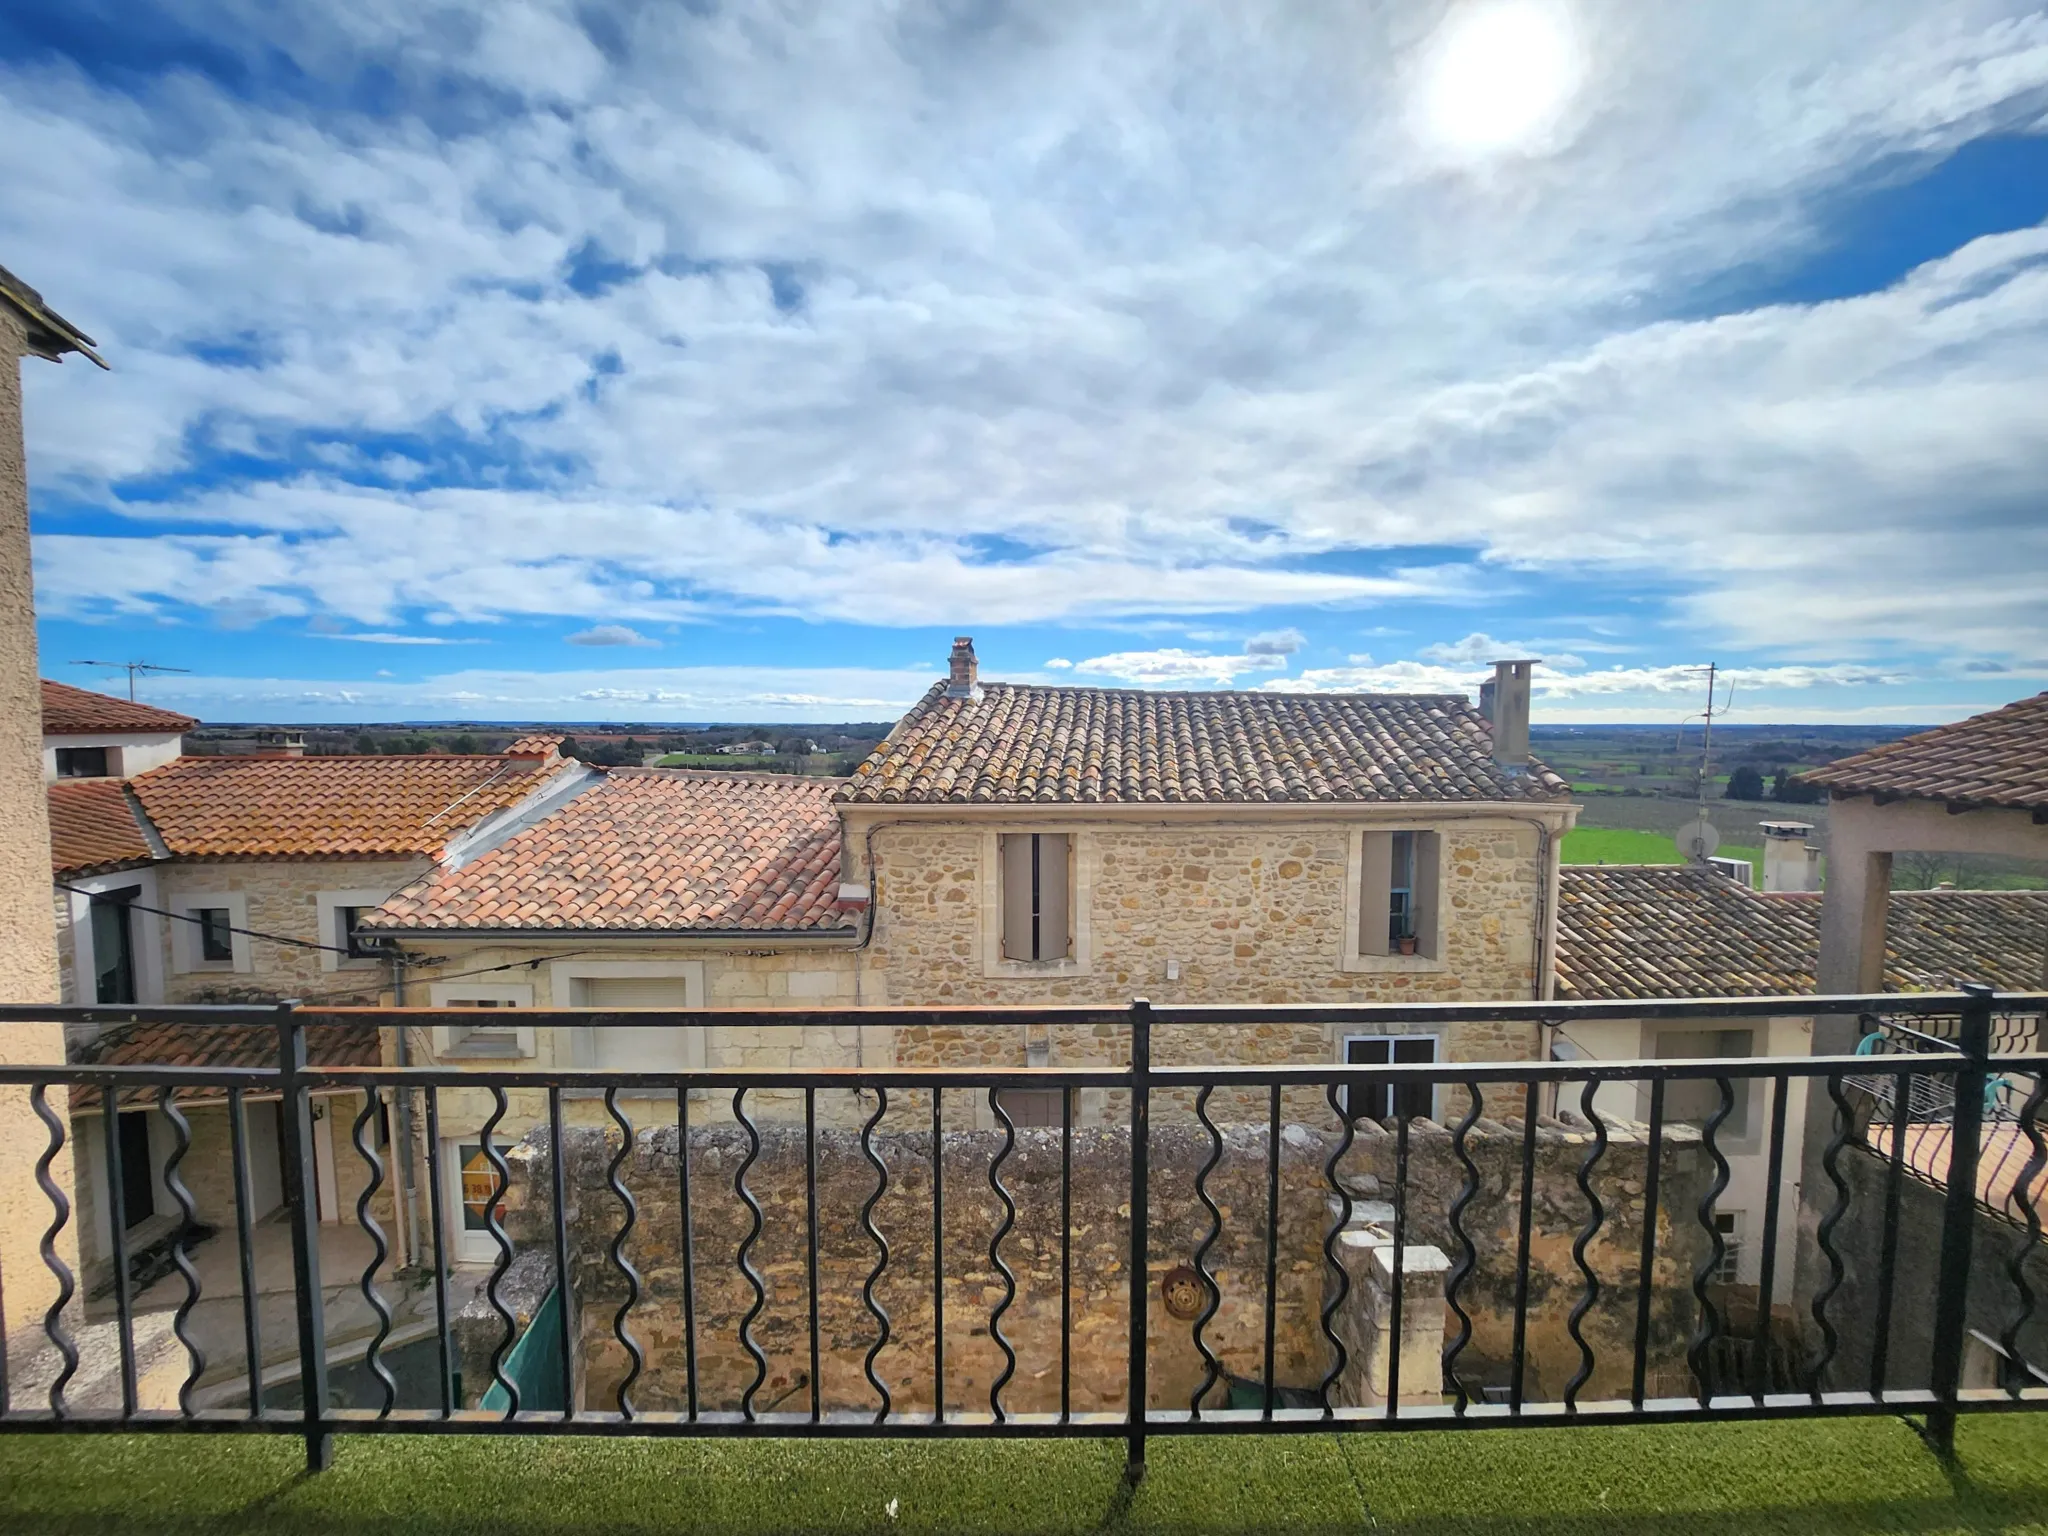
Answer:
[
  {"xmin": 1243, "ymin": 627, "xmax": 1307, "ymax": 658},
  {"xmin": 1043, "ymin": 657, "xmax": 1074, "ymax": 669},
  {"xmin": 4, "ymin": 0, "xmax": 2048, "ymax": 663},
  {"xmin": 566, "ymin": 624, "xmax": 660, "ymax": 648},
  {"xmin": 315, "ymin": 631, "xmax": 485, "ymax": 645}
]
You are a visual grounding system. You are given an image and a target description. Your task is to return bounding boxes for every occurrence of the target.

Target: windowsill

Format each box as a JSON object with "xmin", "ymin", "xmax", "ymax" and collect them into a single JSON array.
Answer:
[
  {"xmin": 442, "ymin": 1036, "xmax": 530, "ymax": 1060},
  {"xmin": 1340, "ymin": 951, "xmax": 1448, "ymax": 975},
  {"xmin": 983, "ymin": 956, "xmax": 1091, "ymax": 980}
]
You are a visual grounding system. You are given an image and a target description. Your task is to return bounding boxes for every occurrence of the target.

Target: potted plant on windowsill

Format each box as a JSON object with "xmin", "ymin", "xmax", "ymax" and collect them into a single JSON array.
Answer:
[{"xmin": 1396, "ymin": 933, "xmax": 1419, "ymax": 956}]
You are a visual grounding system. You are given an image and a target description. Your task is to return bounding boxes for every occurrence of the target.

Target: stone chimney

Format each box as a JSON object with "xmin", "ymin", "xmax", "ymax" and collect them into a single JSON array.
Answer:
[
  {"xmin": 257, "ymin": 729, "xmax": 305, "ymax": 758},
  {"xmin": 1759, "ymin": 820, "xmax": 1820, "ymax": 894},
  {"xmin": 946, "ymin": 636, "xmax": 981, "ymax": 701},
  {"xmin": 1486, "ymin": 660, "xmax": 1535, "ymax": 772}
]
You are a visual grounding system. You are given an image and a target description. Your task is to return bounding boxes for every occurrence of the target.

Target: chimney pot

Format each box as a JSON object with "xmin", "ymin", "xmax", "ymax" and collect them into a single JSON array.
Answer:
[
  {"xmin": 947, "ymin": 636, "xmax": 982, "ymax": 700},
  {"xmin": 1488, "ymin": 660, "xmax": 1534, "ymax": 771}
]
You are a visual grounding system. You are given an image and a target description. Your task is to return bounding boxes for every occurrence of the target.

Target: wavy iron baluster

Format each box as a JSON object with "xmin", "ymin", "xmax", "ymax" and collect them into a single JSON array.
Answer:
[
  {"xmin": 2001, "ymin": 1073, "xmax": 2048, "ymax": 1395},
  {"xmin": 348, "ymin": 1090, "xmax": 396, "ymax": 1418},
  {"xmin": 604, "ymin": 1090, "xmax": 644, "ymax": 1419},
  {"xmin": 986, "ymin": 1087, "xmax": 1019, "ymax": 1422},
  {"xmin": 733, "ymin": 1087, "xmax": 769, "ymax": 1419},
  {"xmin": 479, "ymin": 1088, "xmax": 521, "ymax": 1418},
  {"xmin": 1189, "ymin": 1084, "xmax": 1225, "ymax": 1416},
  {"xmin": 1687, "ymin": 1077, "xmax": 1735, "ymax": 1406},
  {"xmin": 1440, "ymin": 1080, "xmax": 1483, "ymax": 1414},
  {"xmin": 858, "ymin": 1087, "xmax": 892, "ymax": 1422},
  {"xmin": 1318, "ymin": 1082, "xmax": 1356, "ymax": 1413},
  {"xmin": 30, "ymin": 1086, "xmax": 77, "ymax": 1417},
  {"xmin": 1806, "ymin": 1074, "xmax": 1853, "ymax": 1396},
  {"xmin": 1564, "ymin": 1079, "xmax": 1608, "ymax": 1411}
]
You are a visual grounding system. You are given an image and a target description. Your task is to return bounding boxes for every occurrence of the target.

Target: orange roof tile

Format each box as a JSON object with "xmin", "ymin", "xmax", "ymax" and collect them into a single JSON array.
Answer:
[
  {"xmin": 1797, "ymin": 692, "xmax": 2048, "ymax": 812},
  {"xmin": 129, "ymin": 753, "xmax": 568, "ymax": 859},
  {"xmin": 838, "ymin": 682, "xmax": 1568, "ymax": 805},
  {"xmin": 366, "ymin": 769, "xmax": 854, "ymax": 934},
  {"xmin": 505, "ymin": 735, "xmax": 566, "ymax": 758},
  {"xmin": 47, "ymin": 779, "xmax": 156, "ymax": 878},
  {"xmin": 41, "ymin": 678, "xmax": 196, "ymax": 735},
  {"xmin": 71, "ymin": 1021, "xmax": 378, "ymax": 1109}
]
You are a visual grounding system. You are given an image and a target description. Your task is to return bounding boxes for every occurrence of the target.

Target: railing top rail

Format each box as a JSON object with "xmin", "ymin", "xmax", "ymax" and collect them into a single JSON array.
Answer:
[{"xmin": 0, "ymin": 990, "xmax": 2035, "ymax": 1033}]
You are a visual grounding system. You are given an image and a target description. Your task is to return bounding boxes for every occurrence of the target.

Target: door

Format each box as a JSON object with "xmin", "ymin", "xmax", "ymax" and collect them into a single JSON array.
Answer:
[
  {"xmin": 449, "ymin": 1140, "xmax": 506, "ymax": 1264},
  {"xmin": 90, "ymin": 889, "xmax": 140, "ymax": 1005},
  {"xmin": 117, "ymin": 1110, "xmax": 155, "ymax": 1226},
  {"xmin": 573, "ymin": 976, "xmax": 700, "ymax": 1073},
  {"xmin": 1344, "ymin": 1036, "xmax": 1437, "ymax": 1122}
]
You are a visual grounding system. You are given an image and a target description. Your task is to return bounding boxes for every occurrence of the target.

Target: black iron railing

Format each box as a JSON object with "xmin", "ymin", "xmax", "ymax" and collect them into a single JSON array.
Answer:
[{"xmin": 0, "ymin": 987, "xmax": 2043, "ymax": 1479}]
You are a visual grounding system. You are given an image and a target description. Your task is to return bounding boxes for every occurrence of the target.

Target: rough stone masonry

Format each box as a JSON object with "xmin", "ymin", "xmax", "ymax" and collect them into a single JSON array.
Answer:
[{"xmin": 460, "ymin": 1102, "xmax": 1709, "ymax": 1417}]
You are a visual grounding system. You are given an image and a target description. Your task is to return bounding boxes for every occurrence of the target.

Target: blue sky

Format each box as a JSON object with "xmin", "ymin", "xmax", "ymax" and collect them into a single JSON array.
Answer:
[{"xmin": 6, "ymin": 0, "xmax": 2048, "ymax": 725}]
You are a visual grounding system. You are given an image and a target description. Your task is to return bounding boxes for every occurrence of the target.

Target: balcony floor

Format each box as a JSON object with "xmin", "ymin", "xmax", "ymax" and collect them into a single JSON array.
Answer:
[{"xmin": 0, "ymin": 1413, "xmax": 2045, "ymax": 1534}]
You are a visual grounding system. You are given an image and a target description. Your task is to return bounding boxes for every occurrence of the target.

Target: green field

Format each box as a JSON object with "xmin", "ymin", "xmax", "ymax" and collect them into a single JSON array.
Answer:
[
  {"xmin": 655, "ymin": 752, "xmax": 778, "ymax": 768},
  {"xmin": 1562, "ymin": 827, "xmax": 1764, "ymax": 880}
]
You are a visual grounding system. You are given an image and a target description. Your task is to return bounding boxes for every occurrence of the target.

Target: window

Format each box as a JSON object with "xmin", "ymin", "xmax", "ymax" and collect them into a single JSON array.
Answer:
[
  {"xmin": 337, "ymin": 906, "xmax": 379, "ymax": 960},
  {"xmin": 1655, "ymin": 1028, "xmax": 1755, "ymax": 1139},
  {"xmin": 994, "ymin": 1089, "xmax": 1065, "ymax": 1128},
  {"xmin": 1357, "ymin": 830, "xmax": 1441, "ymax": 959},
  {"xmin": 90, "ymin": 888, "xmax": 140, "ymax": 1005},
  {"xmin": 449, "ymin": 1140, "xmax": 505, "ymax": 1264},
  {"xmin": 428, "ymin": 984, "xmax": 535, "ymax": 1057},
  {"xmin": 562, "ymin": 969, "xmax": 705, "ymax": 1075},
  {"xmin": 1343, "ymin": 1035, "xmax": 1436, "ymax": 1122},
  {"xmin": 196, "ymin": 908, "xmax": 234, "ymax": 963},
  {"xmin": 56, "ymin": 746, "xmax": 110, "ymax": 778},
  {"xmin": 999, "ymin": 833, "xmax": 1072, "ymax": 962},
  {"xmin": 1712, "ymin": 1211, "xmax": 1744, "ymax": 1283}
]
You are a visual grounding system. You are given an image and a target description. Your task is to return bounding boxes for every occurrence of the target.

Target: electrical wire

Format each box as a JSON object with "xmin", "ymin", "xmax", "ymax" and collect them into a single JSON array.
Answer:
[{"xmin": 56, "ymin": 880, "xmax": 358, "ymax": 955}]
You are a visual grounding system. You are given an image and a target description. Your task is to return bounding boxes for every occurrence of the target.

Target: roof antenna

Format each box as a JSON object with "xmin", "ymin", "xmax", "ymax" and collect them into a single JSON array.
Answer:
[
  {"xmin": 71, "ymin": 659, "xmax": 191, "ymax": 702},
  {"xmin": 1672, "ymin": 662, "xmax": 1734, "ymax": 865}
]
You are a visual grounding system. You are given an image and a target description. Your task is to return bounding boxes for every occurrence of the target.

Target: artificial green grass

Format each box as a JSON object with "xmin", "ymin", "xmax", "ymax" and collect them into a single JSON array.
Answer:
[{"xmin": 3, "ymin": 1416, "xmax": 2048, "ymax": 1534}]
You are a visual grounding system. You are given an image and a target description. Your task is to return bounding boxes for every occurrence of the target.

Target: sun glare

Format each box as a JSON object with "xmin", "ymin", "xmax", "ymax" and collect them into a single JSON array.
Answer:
[{"xmin": 1420, "ymin": 0, "xmax": 1582, "ymax": 155}]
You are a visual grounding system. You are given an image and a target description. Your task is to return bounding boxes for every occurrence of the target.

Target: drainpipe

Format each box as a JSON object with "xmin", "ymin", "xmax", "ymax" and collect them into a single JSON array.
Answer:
[{"xmin": 389, "ymin": 948, "xmax": 423, "ymax": 1271}]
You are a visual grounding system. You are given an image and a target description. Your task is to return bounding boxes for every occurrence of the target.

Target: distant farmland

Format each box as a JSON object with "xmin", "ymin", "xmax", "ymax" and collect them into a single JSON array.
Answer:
[{"xmin": 1561, "ymin": 827, "xmax": 1764, "ymax": 882}]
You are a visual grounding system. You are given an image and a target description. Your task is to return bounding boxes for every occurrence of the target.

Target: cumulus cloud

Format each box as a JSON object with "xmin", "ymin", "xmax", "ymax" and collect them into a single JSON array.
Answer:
[
  {"xmin": 566, "ymin": 624, "xmax": 660, "ymax": 648},
  {"xmin": 6, "ymin": 0, "xmax": 2048, "ymax": 665},
  {"xmin": 1243, "ymin": 627, "xmax": 1307, "ymax": 659}
]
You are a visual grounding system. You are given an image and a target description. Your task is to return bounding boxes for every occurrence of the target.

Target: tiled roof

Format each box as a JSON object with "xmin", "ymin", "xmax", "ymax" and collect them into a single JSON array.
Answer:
[
  {"xmin": 41, "ymin": 679, "xmax": 196, "ymax": 735},
  {"xmin": 0, "ymin": 262, "xmax": 106, "ymax": 367},
  {"xmin": 836, "ymin": 683, "xmax": 1569, "ymax": 805},
  {"xmin": 506, "ymin": 735, "xmax": 566, "ymax": 758},
  {"xmin": 1797, "ymin": 692, "xmax": 2048, "ymax": 811},
  {"xmin": 128, "ymin": 753, "xmax": 567, "ymax": 859},
  {"xmin": 365, "ymin": 768, "xmax": 854, "ymax": 933},
  {"xmin": 47, "ymin": 780, "xmax": 156, "ymax": 878},
  {"xmin": 1555, "ymin": 865, "xmax": 2048, "ymax": 1001},
  {"xmin": 70, "ymin": 1021, "xmax": 379, "ymax": 1109}
]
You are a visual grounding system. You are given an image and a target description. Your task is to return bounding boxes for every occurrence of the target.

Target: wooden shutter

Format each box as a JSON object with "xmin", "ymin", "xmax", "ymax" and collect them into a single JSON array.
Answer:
[
  {"xmin": 1037, "ymin": 833, "xmax": 1071, "ymax": 960},
  {"xmin": 1000, "ymin": 834, "xmax": 1036, "ymax": 959},
  {"xmin": 1413, "ymin": 831, "xmax": 1442, "ymax": 960},
  {"xmin": 1358, "ymin": 833, "xmax": 1393, "ymax": 956}
]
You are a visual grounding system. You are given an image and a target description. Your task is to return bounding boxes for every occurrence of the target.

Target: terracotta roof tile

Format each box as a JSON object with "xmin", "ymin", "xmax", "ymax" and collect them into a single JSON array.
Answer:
[
  {"xmin": 47, "ymin": 779, "xmax": 156, "ymax": 878},
  {"xmin": 365, "ymin": 768, "xmax": 855, "ymax": 934},
  {"xmin": 41, "ymin": 679, "xmax": 196, "ymax": 735},
  {"xmin": 1798, "ymin": 692, "xmax": 2048, "ymax": 811},
  {"xmin": 836, "ymin": 682, "xmax": 1567, "ymax": 805},
  {"xmin": 71, "ymin": 1021, "xmax": 378, "ymax": 1109},
  {"xmin": 1555, "ymin": 865, "xmax": 2048, "ymax": 1001},
  {"xmin": 129, "ymin": 753, "xmax": 568, "ymax": 859}
]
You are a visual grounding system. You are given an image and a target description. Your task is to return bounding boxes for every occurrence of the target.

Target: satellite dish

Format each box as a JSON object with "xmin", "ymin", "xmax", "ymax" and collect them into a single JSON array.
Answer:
[{"xmin": 1676, "ymin": 817, "xmax": 1720, "ymax": 861}]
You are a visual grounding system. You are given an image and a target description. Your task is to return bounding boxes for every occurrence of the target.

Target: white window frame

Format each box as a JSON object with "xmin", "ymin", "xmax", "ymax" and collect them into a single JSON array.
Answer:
[
  {"xmin": 1340, "ymin": 826, "xmax": 1449, "ymax": 974},
  {"xmin": 979, "ymin": 828, "xmax": 1094, "ymax": 979},
  {"xmin": 63, "ymin": 868, "xmax": 166, "ymax": 1007},
  {"xmin": 1339, "ymin": 1032, "xmax": 1440, "ymax": 1122},
  {"xmin": 548, "ymin": 959, "xmax": 707, "ymax": 1074},
  {"xmin": 168, "ymin": 890, "xmax": 252, "ymax": 974},
  {"xmin": 444, "ymin": 1136, "xmax": 506, "ymax": 1265},
  {"xmin": 316, "ymin": 888, "xmax": 398, "ymax": 973},
  {"xmin": 426, "ymin": 982, "xmax": 536, "ymax": 1058}
]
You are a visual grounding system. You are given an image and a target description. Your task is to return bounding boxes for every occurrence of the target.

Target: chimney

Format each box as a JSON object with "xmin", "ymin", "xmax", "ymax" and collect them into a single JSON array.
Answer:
[
  {"xmin": 257, "ymin": 729, "xmax": 305, "ymax": 758},
  {"xmin": 1759, "ymin": 820, "xmax": 1820, "ymax": 894},
  {"xmin": 946, "ymin": 636, "xmax": 982, "ymax": 701},
  {"xmin": 1488, "ymin": 660, "xmax": 1534, "ymax": 771}
]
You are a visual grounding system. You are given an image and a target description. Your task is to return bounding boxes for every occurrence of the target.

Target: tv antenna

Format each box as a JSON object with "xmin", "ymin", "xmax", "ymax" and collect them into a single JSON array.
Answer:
[
  {"xmin": 1671, "ymin": 663, "xmax": 1736, "ymax": 862},
  {"xmin": 71, "ymin": 659, "xmax": 191, "ymax": 701}
]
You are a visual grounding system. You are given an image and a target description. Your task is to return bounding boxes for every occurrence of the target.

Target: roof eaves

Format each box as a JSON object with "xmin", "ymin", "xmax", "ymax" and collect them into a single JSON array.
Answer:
[{"xmin": 0, "ymin": 264, "xmax": 107, "ymax": 368}]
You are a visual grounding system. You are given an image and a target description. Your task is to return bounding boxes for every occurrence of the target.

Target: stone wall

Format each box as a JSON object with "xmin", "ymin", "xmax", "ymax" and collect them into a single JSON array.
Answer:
[{"xmin": 469, "ymin": 1104, "xmax": 1708, "ymax": 1417}]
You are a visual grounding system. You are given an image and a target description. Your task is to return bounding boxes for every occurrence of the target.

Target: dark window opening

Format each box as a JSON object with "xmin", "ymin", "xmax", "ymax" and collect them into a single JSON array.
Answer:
[
  {"xmin": 196, "ymin": 907, "xmax": 234, "ymax": 963},
  {"xmin": 1345, "ymin": 1036, "xmax": 1436, "ymax": 1122},
  {"xmin": 117, "ymin": 1110, "xmax": 155, "ymax": 1227},
  {"xmin": 1388, "ymin": 830, "xmax": 1416, "ymax": 948},
  {"xmin": 90, "ymin": 888, "xmax": 139, "ymax": 1005},
  {"xmin": 338, "ymin": 906, "xmax": 378, "ymax": 960},
  {"xmin": 56, "ymin": 746, "xmax": 110, "ymax": 778}
]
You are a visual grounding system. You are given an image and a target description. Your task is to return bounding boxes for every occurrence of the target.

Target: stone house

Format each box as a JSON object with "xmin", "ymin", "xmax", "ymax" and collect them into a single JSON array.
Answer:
[
  {"xmin": 1551, "ymin": 862, "xmax": 2048, "ymax": 1291},
  {"xmin": 43, "ymin": 713, "xmax": 592, "ymax": 1284}
]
